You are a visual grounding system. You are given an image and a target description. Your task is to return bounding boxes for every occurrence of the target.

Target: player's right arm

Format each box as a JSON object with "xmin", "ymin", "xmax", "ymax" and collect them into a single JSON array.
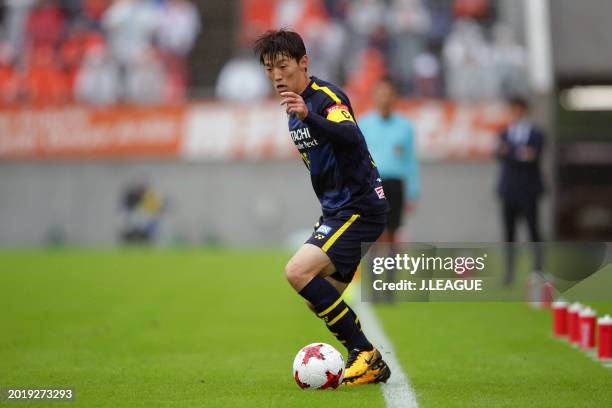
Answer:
[
  {"xmin": 303, "ymin": 108, "xmax": 360, "ymax": 145},
  {"xmin": 281, "ymin": 91, "xmax": 360, "ymax": 145}
]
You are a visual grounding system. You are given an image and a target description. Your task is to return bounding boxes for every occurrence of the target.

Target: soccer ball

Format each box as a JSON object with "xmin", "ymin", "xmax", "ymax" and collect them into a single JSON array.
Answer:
[{"xmin": 292, "ymin": 343, "xmax": 345, "ymax": 389}]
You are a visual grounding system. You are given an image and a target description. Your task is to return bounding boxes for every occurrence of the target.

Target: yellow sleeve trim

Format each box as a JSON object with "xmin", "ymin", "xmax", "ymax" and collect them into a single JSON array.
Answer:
[
  {"xmin": 322, "ymin": 214, "xmax": 360, "ymax": 252},
  {"xmin": 311, "ymin": 82, "xmax": 355, "ymax": 123},
  {"xmin": 311, "ymin": 82, "xmax": 342, "ymax": 104}
]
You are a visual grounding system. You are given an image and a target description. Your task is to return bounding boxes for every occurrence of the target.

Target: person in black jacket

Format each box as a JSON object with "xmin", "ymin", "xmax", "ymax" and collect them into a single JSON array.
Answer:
[{"xmin": 496, "ymin": 97, "xmax": 544, "ymax": 285}]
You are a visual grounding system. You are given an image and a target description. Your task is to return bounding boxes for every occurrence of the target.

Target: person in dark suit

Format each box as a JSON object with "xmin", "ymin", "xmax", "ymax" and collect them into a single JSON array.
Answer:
[{"xmin": 496, "ymin": 97, "xmax": 545, "ymax": 285}]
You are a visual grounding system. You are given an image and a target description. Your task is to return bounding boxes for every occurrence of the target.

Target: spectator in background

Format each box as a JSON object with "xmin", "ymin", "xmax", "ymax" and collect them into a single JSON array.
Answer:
[
  {"xmin": 102, "ymin": 0, "xmax": 160, "ymax": 65},
  {"xmin": 26, "ymin": 0, "xmax": 65, "ymax": 50},
  {"xmin": 273, "ymin": 0, "xmax": 343, "ymax": 84},
  {"xmin": 3, "ymin": 0, "xmax": 38, "ymax": 65},
  {"xmin": 59, "ymin": 23, "xmax": 90, "ymax": 95},
  {"xmin": 344, "ymin": 46, "xmax": 386, "ymax": 101},
  {"xmin": 102, "ymin": 0, "xmax": 161, "ymax": 100},
  {"xmin": 496, "ymin": 97, "xmax": 545, "ymax": 285},
  {"xmin": 322, "ymin": 0, "xmax": 350, "ymax": 20},
  {"xmin": 453, "ymin": 0, "xmax": 490, "ymax": 20},
  {"xmin": 74, "ymin": 38, "xmax": 120, "ymax": 105},
  {"xmin": 157, "ymin": 0, "xmax": 200, "ymax": 102},
  {"xmin": 125, "ymin": 46, "xmax": 165, "ymax": 104},
  {"xmin": 345, "ymin": 0, "xmax": 385, "ymax": 80},
  {"xmin": 0, "ymin": 42, "xmax": 19, "ymax": 104},
  {"xmin": 360, "ymin": 78, "xmax": 420, "ymax": 245},
  {"xmin": 240, "ymin": 0, "xmax": 276, "ymax": 45},
  {"xmin": 386, "ymin": 0, "xmax": 431, "ymax": 95},
  {"xmin": 215, "ymin": 51, "xmax": 270, "ymax": 102},
  {"xmin": 59, "ymin": 0, "xmax": 83, "ymax": 23},
  {"xmin": 413, "ymin": 45, "xmax": 442, "ymax": 97},
  {"xmin": 424, "ymin": 0, "xmax": 454, "ymax": 48},
  {"xmin": 80, "ymin": 0, "xmax": 111, "ymax": 30},
  {"xmin": 442, "ymin": 19, "xmax": 495, "ymax": 101},
  {"xmin": 23, "ymin": 46, "xmax": 69, "ymax": 104},
  {"xmin": 490, "ymin": 24, "xmax": 528, "ymax": 99}
]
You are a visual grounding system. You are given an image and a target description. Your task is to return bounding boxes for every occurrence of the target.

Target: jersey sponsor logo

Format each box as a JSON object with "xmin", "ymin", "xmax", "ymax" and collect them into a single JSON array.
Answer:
[
  {"xmin": 290, "ymin": 127, "xmax": 319, "ymax": 150},
  {"xmin": 325, "ymin": 104, "xmax": 355, "ymax": 124},
  {"xmin": 290, "ymin": 127, "xmax": 312, "ymax": 142},
  {"xmin": 375, "ymin": 186, "xmax": 386, "ymax": 199},
  {"xmin": 316, "ymin": 224, "xmax": 333, "ymax": 235}
]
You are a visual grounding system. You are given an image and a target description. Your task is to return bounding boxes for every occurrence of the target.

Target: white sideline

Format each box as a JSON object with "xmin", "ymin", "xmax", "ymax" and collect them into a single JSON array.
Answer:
[{"xmin": 351, "ymin": 289, "xmax": 419, "ymax": 408}]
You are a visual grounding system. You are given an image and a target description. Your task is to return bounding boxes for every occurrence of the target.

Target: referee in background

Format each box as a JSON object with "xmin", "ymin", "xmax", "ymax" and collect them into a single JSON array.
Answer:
[{"xmin": 360, "ymin": 78, "xmax": 420, "ymax": 246}]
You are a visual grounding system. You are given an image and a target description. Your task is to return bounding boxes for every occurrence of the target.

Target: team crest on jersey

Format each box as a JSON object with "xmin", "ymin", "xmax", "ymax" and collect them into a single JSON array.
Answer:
[
  {"xmin": 375, "ymin": 186, "xmax": 386, "ymax": 199},
  {"xmin": 316, "ymin": 225, "xmax": 332, "ymax": 235}
]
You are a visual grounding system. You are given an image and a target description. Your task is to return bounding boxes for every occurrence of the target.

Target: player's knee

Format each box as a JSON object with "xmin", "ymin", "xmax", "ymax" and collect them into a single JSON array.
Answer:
[
  {"xmin": 285, "ymin": 259, "xmax": 315, "ymax": 288},
  {"xmin": 284, "ymin": 259, "xmax": 303, "ymax": 285}
]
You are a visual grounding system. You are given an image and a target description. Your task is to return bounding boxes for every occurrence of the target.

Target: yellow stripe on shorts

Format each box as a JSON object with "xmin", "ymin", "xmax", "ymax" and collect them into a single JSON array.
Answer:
[{"xmin": 321, "ymin": 214, "xmax": 360, "ymax": 253}]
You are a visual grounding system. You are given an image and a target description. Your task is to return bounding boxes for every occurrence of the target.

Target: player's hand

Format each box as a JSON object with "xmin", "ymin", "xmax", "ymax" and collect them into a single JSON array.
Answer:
[{"xmin": 280, "ymin": 91, "xmax": 309, "ymax": 121}]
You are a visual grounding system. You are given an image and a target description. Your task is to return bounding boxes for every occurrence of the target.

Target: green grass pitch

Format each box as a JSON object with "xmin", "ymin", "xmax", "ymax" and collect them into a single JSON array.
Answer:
[{"xmin": 1, "ymin": 249, "xmax": 610, "ymax": 407}]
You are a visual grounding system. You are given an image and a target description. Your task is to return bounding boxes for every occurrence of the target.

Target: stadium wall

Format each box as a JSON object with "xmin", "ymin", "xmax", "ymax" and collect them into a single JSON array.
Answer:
[{"xmin": 0, "ymin": 160, "xmax": 551, "ymax": 247}]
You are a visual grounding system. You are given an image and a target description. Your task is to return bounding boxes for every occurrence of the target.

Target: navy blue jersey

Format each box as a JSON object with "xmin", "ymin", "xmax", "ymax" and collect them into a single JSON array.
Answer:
[{"xmin": 288, "ymin": 76, "xmax": 389, "ymax": 217}]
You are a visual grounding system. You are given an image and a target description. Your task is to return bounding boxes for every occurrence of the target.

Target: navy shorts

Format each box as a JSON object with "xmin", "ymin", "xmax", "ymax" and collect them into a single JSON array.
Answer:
[{"xmin": 306, "ymin": 211, "xmax": 387, "ymax": 284}]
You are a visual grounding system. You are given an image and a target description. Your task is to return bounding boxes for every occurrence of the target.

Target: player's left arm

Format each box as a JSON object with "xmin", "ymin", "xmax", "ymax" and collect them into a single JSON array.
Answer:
[{"xmin": 280, "ymin": 91, "xmax": 360, "ymax": 145}]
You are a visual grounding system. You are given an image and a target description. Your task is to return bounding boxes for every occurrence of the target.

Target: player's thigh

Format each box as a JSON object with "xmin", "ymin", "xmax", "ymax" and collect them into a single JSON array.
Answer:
[{"xmin": 285, "ymin": 243, "xmax": 333, "ymax": 290}]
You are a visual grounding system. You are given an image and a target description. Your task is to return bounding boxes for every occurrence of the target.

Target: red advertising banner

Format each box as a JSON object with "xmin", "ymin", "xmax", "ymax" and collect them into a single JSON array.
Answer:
[
  {"xmin": 0, "ymin": 100, "xmax": 511, "ymax": 161},
  {"xmin": 0, "ymin": 105, "xmax": 185, "ymax": 159}
]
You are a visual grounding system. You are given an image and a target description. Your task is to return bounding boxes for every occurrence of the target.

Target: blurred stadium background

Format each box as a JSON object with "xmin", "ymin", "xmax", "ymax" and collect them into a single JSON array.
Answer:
[{"xmin": 0, "ymin": 0, "xmax": 610, "ymax": 248}]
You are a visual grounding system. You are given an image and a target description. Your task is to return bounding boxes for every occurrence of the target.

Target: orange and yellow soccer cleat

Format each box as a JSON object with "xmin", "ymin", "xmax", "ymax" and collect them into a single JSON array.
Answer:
[{"xmin": 342, "ymin": 348, "xmax": 391, "ymax": 386}]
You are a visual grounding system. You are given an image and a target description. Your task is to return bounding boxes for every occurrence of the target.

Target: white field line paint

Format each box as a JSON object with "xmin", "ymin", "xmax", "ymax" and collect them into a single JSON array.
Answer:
[{"xmin": 350, "ymin": 287, "xmax": 419, "ymax": 408}]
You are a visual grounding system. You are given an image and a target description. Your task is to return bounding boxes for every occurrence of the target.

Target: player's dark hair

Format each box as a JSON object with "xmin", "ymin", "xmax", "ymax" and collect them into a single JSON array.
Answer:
[{"xmin": 253, "ymin": 29, "xmax": 307, "ymax": 65}]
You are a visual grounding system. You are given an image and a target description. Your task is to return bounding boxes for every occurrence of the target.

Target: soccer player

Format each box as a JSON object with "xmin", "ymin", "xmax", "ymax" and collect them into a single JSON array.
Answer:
[{"xmin": 254, "ymin": 29, "xmax": 391, "ymax": 386}]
